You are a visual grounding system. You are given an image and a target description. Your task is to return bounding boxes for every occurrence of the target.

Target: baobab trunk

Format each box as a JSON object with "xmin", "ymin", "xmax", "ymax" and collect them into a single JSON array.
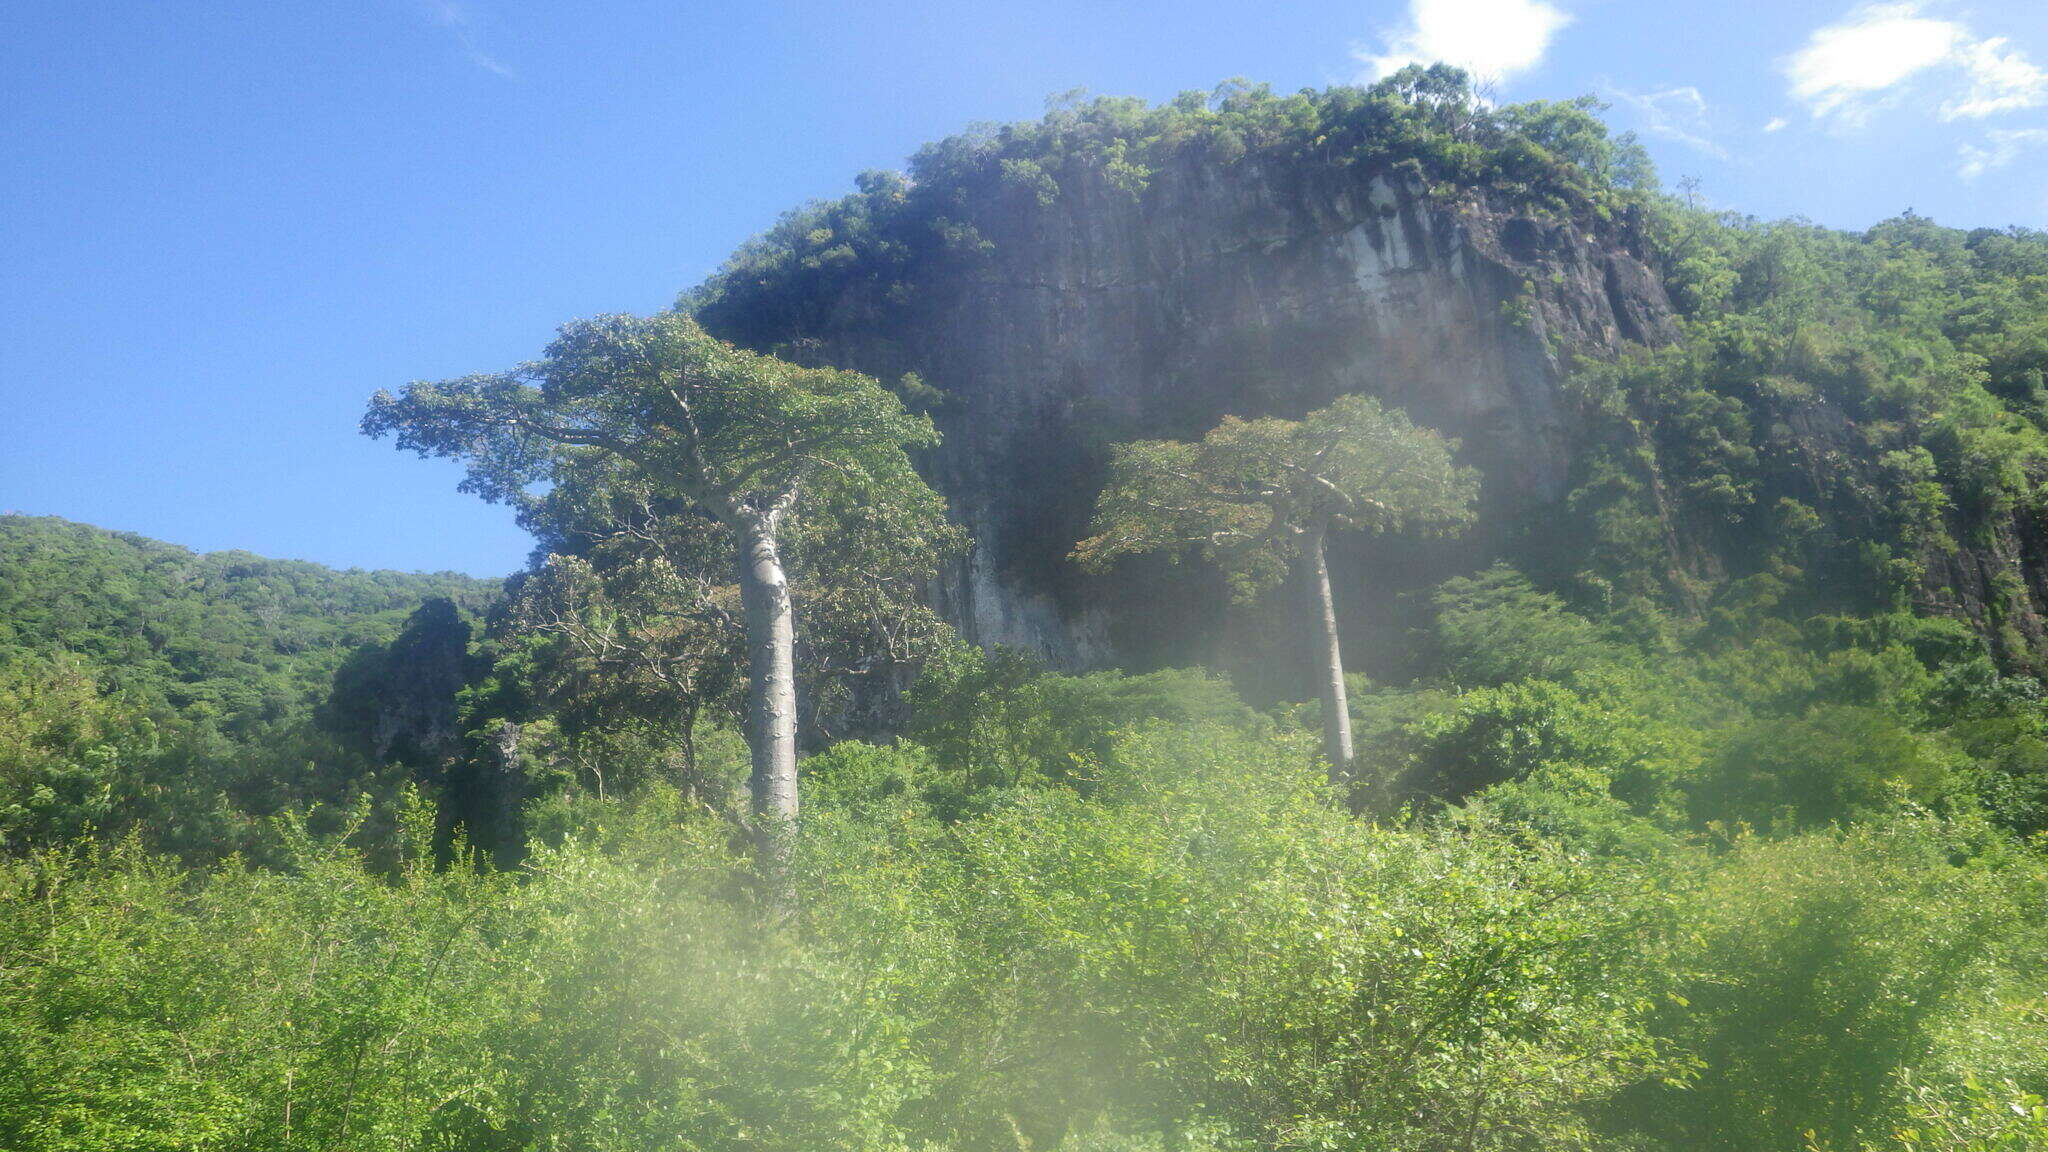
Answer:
[
  {"xmin": 1299, "ymin": 523, "xmax": 1354, "ymax": 782},
  {"xmin": 737, "ymin": 516, "xmax": 799, "ymax": 873}
]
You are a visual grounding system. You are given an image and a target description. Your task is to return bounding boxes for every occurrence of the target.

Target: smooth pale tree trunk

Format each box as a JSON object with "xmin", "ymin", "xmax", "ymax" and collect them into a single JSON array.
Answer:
[
  {"xmin": 487, "ymin": 720, "xmax": 523, "ymax": 868},
  {"xmin": 1299, "ymin": 522, "xmax": 1354, "ymax": 782},
  {"xmin": 737, "ymin": 515, "xmax": 799, "ymax": 877}
]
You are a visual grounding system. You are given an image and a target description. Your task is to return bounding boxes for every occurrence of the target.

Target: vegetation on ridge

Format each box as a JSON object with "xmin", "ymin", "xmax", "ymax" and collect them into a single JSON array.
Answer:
[{"xmin": 687, "ymin": 67, "xmax": 1657, "ymax": 355}]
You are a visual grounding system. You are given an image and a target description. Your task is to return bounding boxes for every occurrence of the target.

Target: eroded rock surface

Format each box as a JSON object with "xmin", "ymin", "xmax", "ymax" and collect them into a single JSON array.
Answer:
[{"xmin": 708, "ymin": 161, "xmax": 1676, "ymax": 674}]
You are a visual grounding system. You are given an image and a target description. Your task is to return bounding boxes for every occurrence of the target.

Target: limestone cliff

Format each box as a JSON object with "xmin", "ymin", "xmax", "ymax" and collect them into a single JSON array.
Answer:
[{"xmin": 703, "ymin": 158, "xmax": 1678, "ymax": 678}]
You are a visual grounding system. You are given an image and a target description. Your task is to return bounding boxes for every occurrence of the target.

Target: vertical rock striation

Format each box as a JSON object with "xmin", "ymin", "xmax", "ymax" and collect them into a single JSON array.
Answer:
[{"xmin": 709, "ymin": 159, "xmax": 1677, "ymax": 672}]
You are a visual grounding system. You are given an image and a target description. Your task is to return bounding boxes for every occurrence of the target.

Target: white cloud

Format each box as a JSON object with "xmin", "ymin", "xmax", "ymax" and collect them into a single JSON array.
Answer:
[
  {"xmin": 1359, "ymin": 0, "xmax": 1571, "ymax": 86},
  {"xmin": 1946, "ymin": 37, "xmax": 2048, "ymax": 119},
  {"xmin": 1784, "ymin": 3, "xmax": 2045, "ymax": 124},
  {"xmin": 1763, "ymin": 116, "xmax": 1789, "ymax": 132},
  {"xmin": 423, "ymin": 0, "xmax": 516, "ymax": 79},
  {"xmin": 1606, "ymin": 85, "xmax": 1729, "ymax": 159},
  {"xmin": 1958, "ymin": 127, "xmax": 2048, "ymax": 180},
  {"xmin": 1784, "ymin": 3, "xmax": 1963, "ymax": 122}
]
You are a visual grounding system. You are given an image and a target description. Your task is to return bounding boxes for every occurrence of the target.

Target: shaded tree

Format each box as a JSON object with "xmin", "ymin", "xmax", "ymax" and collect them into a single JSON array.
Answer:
[
  {"xmin": 1073, "ymin": 394, "xmax": 1476, "ymax": 778},
  {"xmin": 322, "ymin": 597, "xmax": 473, "ymax": 770}
]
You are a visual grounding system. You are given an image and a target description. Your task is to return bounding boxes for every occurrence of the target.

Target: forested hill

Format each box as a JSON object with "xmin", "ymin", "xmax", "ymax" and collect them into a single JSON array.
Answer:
[
  {"xmin": 0, "ymin": 515, "xmax": 499, "ymax": 733},
  {"xmin": 0, "ymin": 514, "xmax": 499, "ymax": 858}
]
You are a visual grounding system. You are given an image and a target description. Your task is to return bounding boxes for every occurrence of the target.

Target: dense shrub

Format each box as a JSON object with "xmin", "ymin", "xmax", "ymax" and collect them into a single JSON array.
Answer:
[{"xmin": 5, "ymin": 731, "xmax": 2045, "ymax": 1152}]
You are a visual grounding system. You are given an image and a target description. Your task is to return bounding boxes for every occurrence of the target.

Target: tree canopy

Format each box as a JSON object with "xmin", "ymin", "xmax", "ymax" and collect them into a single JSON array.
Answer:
[
  {"xmin": 1073, "ymin": 394, "xmax": 1479, "ymax": 598},
  {"xmin": 362, "ymin": 312, "xmax": 946, "ymax": 530}
]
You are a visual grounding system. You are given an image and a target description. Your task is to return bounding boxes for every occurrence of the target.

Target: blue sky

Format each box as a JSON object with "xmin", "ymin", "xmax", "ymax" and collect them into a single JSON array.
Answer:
[{"xmin": 3, "ymin": 0, "xmax": 2043, "ymax": 577}]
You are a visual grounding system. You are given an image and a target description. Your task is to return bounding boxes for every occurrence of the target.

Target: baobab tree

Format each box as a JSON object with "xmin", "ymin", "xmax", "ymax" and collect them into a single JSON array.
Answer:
[
  {"xmin": 364, "ymin": 312, "xmax": 961, "ymax": 871},
  {"xmin": 1073, "ymin": 394, "xmax": 1477, "ymax": 780}
]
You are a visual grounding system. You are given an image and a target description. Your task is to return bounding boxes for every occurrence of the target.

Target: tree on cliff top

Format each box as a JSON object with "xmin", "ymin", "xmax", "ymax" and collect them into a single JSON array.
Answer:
[
  {"xmin": 1073, "ymin": 394, "xmax": 1477, "ymax": 781},
  {"xmin": 364, "ymin": 312, "xmax": 961, "ymax": 875}
]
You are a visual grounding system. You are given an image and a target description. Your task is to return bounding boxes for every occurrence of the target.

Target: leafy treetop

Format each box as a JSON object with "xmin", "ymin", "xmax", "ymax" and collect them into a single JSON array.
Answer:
[
  {"xmin": 1072, "ymin": 394, "xmax": 1479, "ymax": 599},
  {"xmin": 363, "ymin": 312, "xmax": 945, "ymax": 531}
]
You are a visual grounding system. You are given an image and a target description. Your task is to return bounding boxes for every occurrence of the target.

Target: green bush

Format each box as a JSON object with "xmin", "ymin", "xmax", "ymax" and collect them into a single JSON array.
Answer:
[
  {"xmin": 4, "ymin": 732, "xmax": 2047, "ymax": 1151},
  {"xmin": 1690, "ymin": 705, "xmax": 1962, "ymax": 829},
  {"xmin": 1624, "ymin": 817, "xmax": 2046, "ymax": 1151}
]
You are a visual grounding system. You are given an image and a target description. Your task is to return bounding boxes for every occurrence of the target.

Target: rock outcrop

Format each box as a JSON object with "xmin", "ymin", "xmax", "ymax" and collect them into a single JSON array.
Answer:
[{"xmin": 706, "ymin": 159, "xmax": 1678, "ymax": 678}]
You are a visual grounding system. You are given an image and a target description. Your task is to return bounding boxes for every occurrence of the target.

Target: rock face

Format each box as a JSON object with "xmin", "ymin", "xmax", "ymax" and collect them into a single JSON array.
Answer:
[{"xmin": 712, "ymin": 159, "xmax": 1678, "ymax": 678}]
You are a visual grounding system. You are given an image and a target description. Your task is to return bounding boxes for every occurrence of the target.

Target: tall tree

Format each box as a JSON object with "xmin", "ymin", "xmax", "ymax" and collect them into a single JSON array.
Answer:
[
  {"xmin": 364, "ymin": 312, "xmax": 960, "ymax": 867},
  {"xmin": 1073, "ymin": 394, "xmax": 1478, "ymax": 779}
]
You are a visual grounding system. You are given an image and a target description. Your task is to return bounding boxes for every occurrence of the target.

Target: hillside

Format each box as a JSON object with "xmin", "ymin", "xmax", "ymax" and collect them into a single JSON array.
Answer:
[
  {"xmin": 0, "ymin": 514, "xmax": 500, "ymax": 856},
  {"xmin": 0, "ymin": 515, "xmax": 499, "ymax": 732}
]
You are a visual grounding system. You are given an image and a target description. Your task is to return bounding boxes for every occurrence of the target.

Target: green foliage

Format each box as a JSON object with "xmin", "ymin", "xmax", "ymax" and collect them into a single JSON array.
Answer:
[
  {"xmin": 1330, "ymin": 563, "xmax": 2048, "ymax": 842},
  {"xmin": 364, "ymin": 310, "xmax": 968, "ymax": 862},
  {"xmin": 0, "ymin": 517, "xmax": 494, "ymax": 861},
  {"xmin": 1951, "ymin": 713, "xmax": 2048, "ymax": 836},
  {"xmin": 0, "ymin": 797, "xmax": 897, "ymax": 1152},
  {"xmin": 0, "ymin": 729, "xmax": 1666, "ymax": 1151},
  {"xmin": 850, "ymin": 725, "xmax": 1673, "ymax": 1151},
  {"xmin": 0, "ymin": 515, "xmax": 496, "ymax": 742},
  {"xmin": 1562, "ymin": 213, "xmax": 2048, "ymax": 640},
  {"xmin": 903, "ymin": 643, "xmax": 1260, "ymax": 814},
  {"xmin": 1690, "ymin": 705, "xmax": 1962, "ymax": 830},
  {"xmin": 1392, "ymin": 677, "xmax": 1652, "ymax": 804},
  {"xmin": 7, "ymin": 732, "xmax": 2045, "ymax": 1152},
  {"xmin": 1072, "ymin": 393, "xmax": 1478, "ymax": 599},
  {"xmin": 0, "ymin": 654, "xmax": 193, "ymax": 853},
  {"xmin": 321, "ymin": 597, "xmax": 473, "ymax": 768},
  {"xmin": 362, "ymin": 312, "xmax": 967, "ymax": 728},
  {"xmin": 1816, "ymin": 1074, "xmax": 2048, "ymax": 1152},
  {"xmin": 1632, "ymin": 818, "xmax": 2046, "ymax": 1152},
  {"xmin": 1425, "ymin": 564, "xmax": 1628, "ymax": 686},
  {"xmin": 363, "ymin": 312, "xmax": 952, "ymax": 533},
  {"xmin": 6, "ymin": 529, "xmax": 2048, "ymax": 1152}
]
